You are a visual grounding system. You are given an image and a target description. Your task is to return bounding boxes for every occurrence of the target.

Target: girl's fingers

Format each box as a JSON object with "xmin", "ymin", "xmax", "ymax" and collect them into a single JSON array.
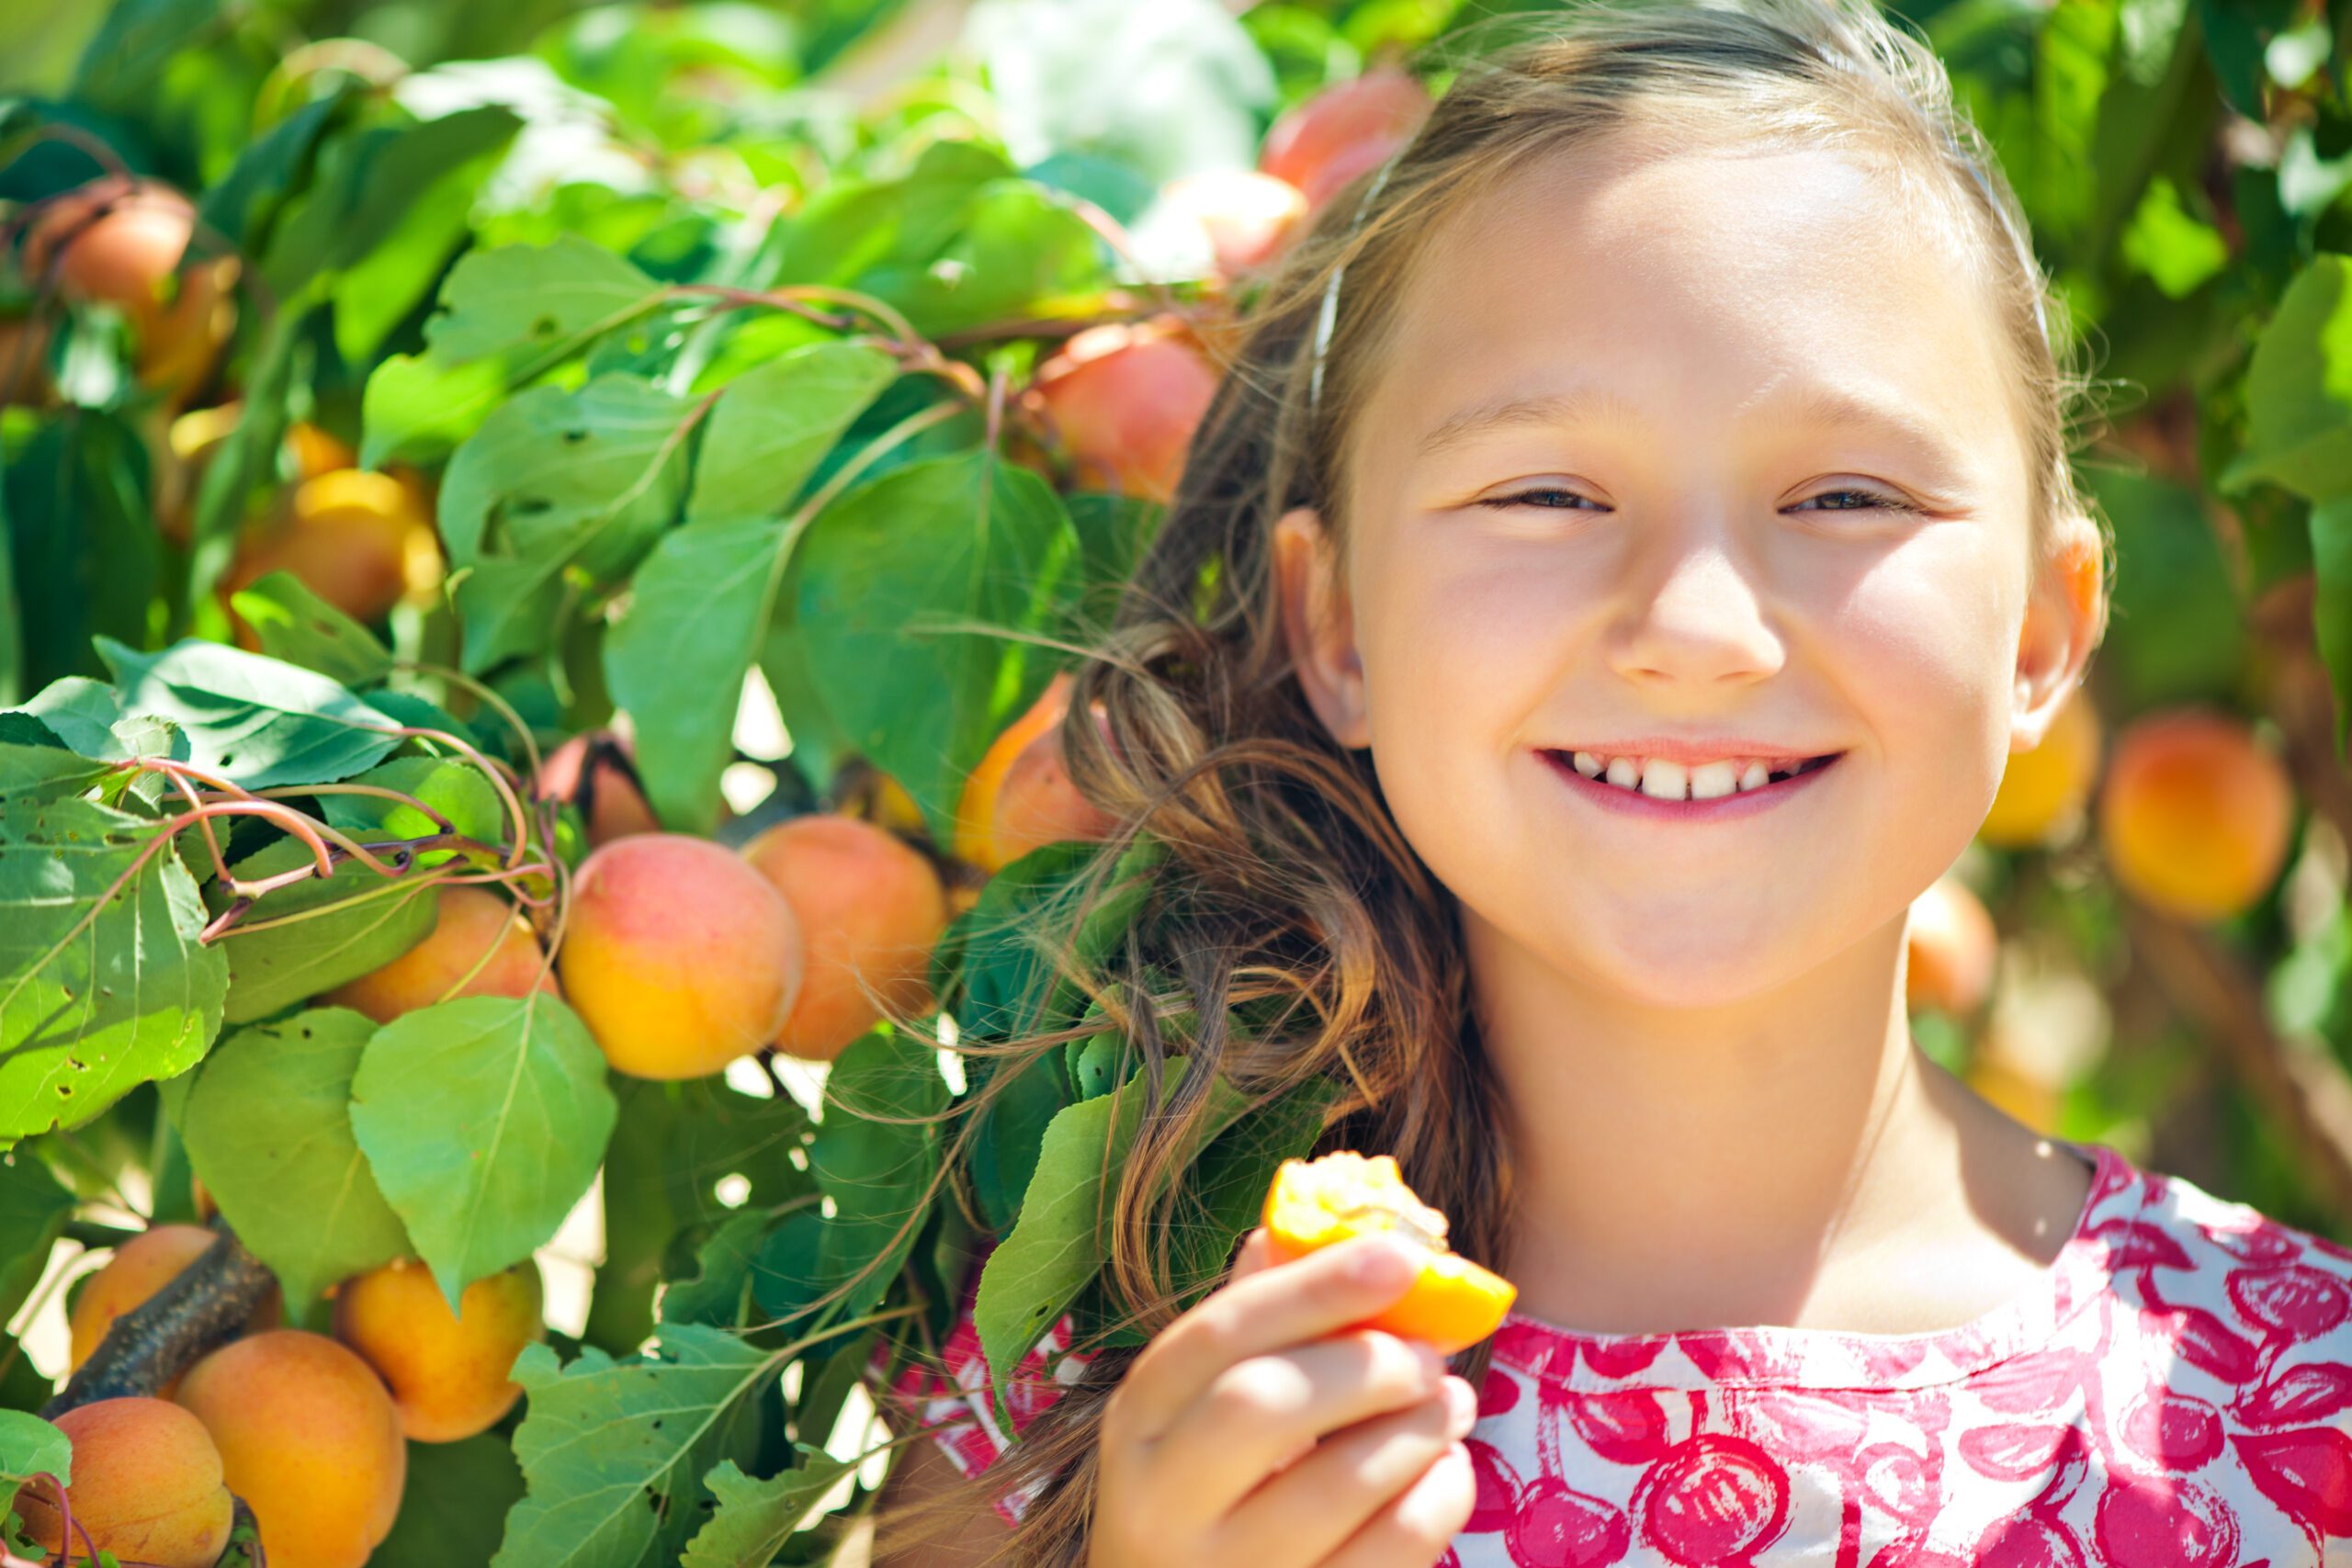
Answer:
[
  {"xmin": 1106, "ymin": 1231, "xmax": 1428, "ymax": 1445},
  {"xmin": 1314, "ymin": 1439, "xmax": 1477, "ymax": 1568},
  {"xmin": 1227, "ymin": 1225, "xmax": 1275, "ymax": 1283},
  {"xmin": 1214, "ymin": 1386, "xmax": 1465, "ymax": 1564},
  {"xmin": 1148, "ymin": 1330, "xmax": 1449, "ymax": 1519}
]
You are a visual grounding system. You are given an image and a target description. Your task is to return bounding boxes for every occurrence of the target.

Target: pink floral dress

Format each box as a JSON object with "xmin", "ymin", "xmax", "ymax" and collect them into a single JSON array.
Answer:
[{"xmin": 868, "ymin": 1139, "xmax": 2352, "ymax": 1565}]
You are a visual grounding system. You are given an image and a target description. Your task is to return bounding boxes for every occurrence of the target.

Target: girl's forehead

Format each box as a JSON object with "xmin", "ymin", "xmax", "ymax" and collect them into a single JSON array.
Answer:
[{"xmin": 1358, "ymin": 137, "xmax": 2018, "ymax": 468}]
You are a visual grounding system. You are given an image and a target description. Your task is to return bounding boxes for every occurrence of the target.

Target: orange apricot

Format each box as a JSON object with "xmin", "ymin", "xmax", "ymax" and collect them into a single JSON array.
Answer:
[
  {"xmin": 741, "ymin": 814, "xmax": 950, "ymax": 1063},
  {"xmin": 333, "ymin": 1257, "xmax": 542, "ymax": 1443},
  {"xmin": 2097, "ymin": 707, "xmax": 2295, "ymax": 922},
  {"xmin": 1979, "ymin": 689, "xmax": 2102, "ymax": 848},
  {"xmin": 1155, "ymin": 169, "xmax": 1310, "ymax": 276},
  {"xmin": 223, "ymin": 468, "xmax": 430, "ymax": 626},
  {"xmin": 68, "ymin": 1225, "xmax": 282, "ymax": 1391},
  {"xmin": 1261, "ymin": 1151, "xmax": 1516, "ymax": 1356},
  {"xmin": 555, "ymin": 832, "xmax": 805, "ymax": 1079},
  {"xmin": 176, "ymin": 1330, "xmax": 405, "ymax": 1568},
  {"xmin": 286, "ymin": 420, "xmax": 356, "ymax": 481},
  {"xmin": 1259, "ymin": 66, "xmax": 1433, "ymax": 211},
  {"xmin": 1905, "ymin": 876, "xmax": 1998, "ymax": 1017},
  {"xmin": 323, "ymin": 886, "xmax": 555, "ymax": 1024},
  {"xmin": 24, "ymin": 176, "xmax": 235, "ymax": 403},
  {"xmin": 17, "ymin": 1398, "xmax": 232, "ymax": 1568},
  {"xmin": 1029, "ymin": 314, "xmax": 1219, "ymax": 503},
  {"xmin": 953, "ymin": 673, "xmax": 1119, "ymax": 873}
]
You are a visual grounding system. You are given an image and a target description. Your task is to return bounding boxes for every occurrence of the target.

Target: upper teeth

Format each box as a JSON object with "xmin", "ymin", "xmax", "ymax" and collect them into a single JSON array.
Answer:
[{"xmin": 1569, "ymin": 751, "xmax": 1815, "ymax": 800}]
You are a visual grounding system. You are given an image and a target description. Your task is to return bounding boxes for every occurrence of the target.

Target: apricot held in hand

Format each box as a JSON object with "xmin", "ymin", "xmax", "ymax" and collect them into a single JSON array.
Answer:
[
  {"xmin": 556, "ymin": 832, "xmax": 806, "ymax": 1079},
  {"xmin": 740, "ymin": 814, "xmax": 950, "ymax": 1063},
  {"xmin": 175, "ymin": 1330, "xmax": 406, "ymax": 1568},
  {"xmin": 1261, "ymin": 1150, "xmax": 1517, "ymax": 1356},
  {"xmin": 68, "ymin": 1224, "xmax": 282, "ymax": 1392},
  {"xmin": 2097, "ymin": 707, "xmax": 2294, "ymax": 923},
  {"xmin": 17, "ymin": 1397, "xmax": 232, "ymax": 1568},
  {"xmin": 334, "ymin": 1256, "xmax": 543, "ymax": 1442},
  {"xmin": 324, "ymin": 885, "xmax": 556, "ymax": 1024}
]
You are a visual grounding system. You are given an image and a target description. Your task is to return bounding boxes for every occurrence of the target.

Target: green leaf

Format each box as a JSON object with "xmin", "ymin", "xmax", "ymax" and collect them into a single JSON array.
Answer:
[
  {"xmin": 438, "ymin": 375, "xmax": 695, "ymax": 673},
  {"xmin": 808, "ymin": 1028, "xmax": 948, "ymax": 1327},
  {"xmin": 0, "ymin": 737, "xmax": 109, "ymax": 807},
  {"xmin": 315, "ymin": 755, "xmax": 510, "ymax": 870},
  {"xmin": 350, "ymin": 993, "xmax": 617, "ymax": 1308},
  {"xmin": 3, "ymin": 412, "xmax": 159, "ymax": 700},
  {"xmin": 792, "ymin": 451, "xmax": 1080, "ymax": 846},
  {"xmin": 95, "ymin": 637, "xmax": 407, "ymax": 790},
  {"xmin": 2312, "ymin": 495, "xmax": 2352, "ymax": 760},
  {"xmin": 181, "ymin": 1009, "xmax": 409, "ymax": 1307},
  {"xmin": 0, "ymin": 795, "xmax": 227, "ymax": 1137},
  {"xmin": 0, "ymin": 1151, "xmax": 72, "ymax": 1324},
  {"xmin": 198, "ymin": 88, "xmax": 351, "ymax": 254},
  {"xmin": 679, "ymin": 1456, "xmax": 857, "ymax": 1568},
  {"xmin": 424, "ymin": 237, "xmax": 667, "ymax": 367},
  {"xmin": 203, "ymin": 837, "xmax": 440, "ymax": 1025},
  {"xmin": 492, "ymin": 1325, "xmax": 777, "ymax": 1568},
  {"xmin": 658, "ymin": 1207, "xmax": 770, "ymax": 1329},
  {"xmin": 2118, "ymin": 175, "xmax": 2229, "ymax": 299},
  {"xmin": 360, "ymin": 351, "xmax": 516, "ymax": 470},
  {"xmin": 373, "ymin": 1431, "xmax": 526, "ymax": 1568},
  {"xmin": 228, "ymin": 570, "xmax": 396, "ymax": 688},
  {"xmin": 0, "ymin": 1408, "xmax": 70, "ymax": 1499},
  {"xmin": 686, "ymin": 344, "xmax": 899, "ymax": 523},
  {"xmin": 2224, "ymin": 255, "xmax": 2352, "ymax": 502}
]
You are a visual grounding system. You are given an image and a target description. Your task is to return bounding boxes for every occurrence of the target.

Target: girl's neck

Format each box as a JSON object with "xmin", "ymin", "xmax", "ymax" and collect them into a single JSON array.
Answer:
[{"xmin": 1475, "ymin": 906, "xmax": 2094, "ymax": 1338}]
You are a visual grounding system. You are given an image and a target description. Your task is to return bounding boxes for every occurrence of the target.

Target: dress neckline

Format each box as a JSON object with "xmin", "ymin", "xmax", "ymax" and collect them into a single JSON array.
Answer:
[{"xmin": 1487, "ymin": 1138, "xmax": 2146, "ymax": 1393}]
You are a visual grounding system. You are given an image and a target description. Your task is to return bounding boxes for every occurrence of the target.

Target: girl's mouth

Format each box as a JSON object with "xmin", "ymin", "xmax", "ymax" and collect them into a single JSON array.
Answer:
[{"xmin": 1540, "ymin": 748, "xmax": 1844, "ymax": 820}]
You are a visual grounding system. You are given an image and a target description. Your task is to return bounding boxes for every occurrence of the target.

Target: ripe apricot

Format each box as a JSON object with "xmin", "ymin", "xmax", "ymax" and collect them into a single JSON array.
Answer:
[
  {"xmin": 1980, "ymin": 689, "xmax": 2101, "ymax": 848},
  {"xmin": 175, "ymin": 1330, "xmax": 405, "ymax": 1568},
  {"xmin": 24, "ymin": 176, "xmax": 235, "ymax": 402},
  {"xmin": 286, "ymin": 420, "xmax": 356, "ymax": 481},
  {"xmin": 17, "ymin": 1397, "xmax": 232, "ymax": 1568},
  {"xmin": 224, "ymin": 468, "xmax": 431, "ymax": 626},
  {"xmin": 1260, "ymin": 66, "xmax": 1433, "ymax": 211},
  {"xmin": 324, "ymin": 886, "xmax": 555, "ymax": 1024},
  {"xmin": 1029, "ymin": 314, "xmax": 1219, "ymax": 503},
  {"xmin": 556, "ymin": 832, "xmax": 806, "ymax": 1079},
  {"xmin": 537, "ymin": 730, "xmax": 663, "ymax": 845},
  {"xmin": 741, "ymin": 814, "xmax": 950, "ymax": 1062},
  {"xmin": 1905, "ymin": 876, "xmax": 1997, "ymax": 1017},
  {"xmin": 68, "ymin": 1225, "xmax": 282, "ymax": 1391},
  {"xmin": 333, "ymin": 1257, "xmax": 542, "ymax": 1442},
  {"xmin": 1155, "ymin": 169, "xmax": 1310, "ymax": 276},
  {"xmin": 954, "ymin": 673, "xmax": 1120, "ymax": 874},
  {"xmin": 2098, "ymin": 707, "xmax": 2295, "ymax": 922},
  {"xmin": 1261, "ymin": 1151, "xmax": 1516, "ymax": 1356}
]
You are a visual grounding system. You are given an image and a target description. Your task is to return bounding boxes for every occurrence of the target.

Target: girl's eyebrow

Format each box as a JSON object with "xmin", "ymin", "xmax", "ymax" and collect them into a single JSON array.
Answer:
[{"xmin": 1413, "ymin": 382, "xmax": 1977, "ymax": 491}]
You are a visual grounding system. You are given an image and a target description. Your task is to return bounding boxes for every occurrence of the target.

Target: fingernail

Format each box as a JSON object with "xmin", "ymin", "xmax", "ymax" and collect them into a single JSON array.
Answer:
[{"xmin": 1444, "ymin": 1377, "xmax": 1478, "ymax": 1434}]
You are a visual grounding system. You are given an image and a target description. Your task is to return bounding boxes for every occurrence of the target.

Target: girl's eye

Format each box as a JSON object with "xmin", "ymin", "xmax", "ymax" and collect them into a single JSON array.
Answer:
[{"xmin": 1478, "ymin": 486, "xmax": 1922, "ymax": 515}]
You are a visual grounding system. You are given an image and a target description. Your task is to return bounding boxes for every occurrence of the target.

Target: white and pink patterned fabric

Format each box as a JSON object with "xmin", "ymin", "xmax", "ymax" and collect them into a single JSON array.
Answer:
[{"xmin": 868, "ymin": 1139, "xmax": 2352, "ymax": 1564}]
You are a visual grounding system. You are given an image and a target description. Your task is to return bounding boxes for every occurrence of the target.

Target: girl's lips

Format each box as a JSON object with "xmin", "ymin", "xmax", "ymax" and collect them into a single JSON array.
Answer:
[{"xmin": 1540, "ymin": 748, "xmax": 1844, "ymax": 820}]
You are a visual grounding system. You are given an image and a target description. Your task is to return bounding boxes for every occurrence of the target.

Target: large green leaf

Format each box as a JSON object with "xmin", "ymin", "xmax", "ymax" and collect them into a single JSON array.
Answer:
[
  {"xmin": 438, "ymin": 375, "xmax": 696, "ymax": 672},
  {"xmin": 0, "ymin": 795, "xmax": 227, "ymax": 1138},
  {"xmin": 2225, "ymin": 256, "xmax": 2352, "ymax": 502},
  {"xmin": 790, "ymin": 450, "xmax": 1080, "ymax": 847},
  {"xmin": 422, "ymin": 236, "xmax": 668, "ymax": 367},
  {"xmin": 227, "ymin": 570, "xmax": 396, "ymax": 689},
  {"xmin": 492, "ymin": 1324, "xmax": 778, "ymax": 1568},
  {"xmin": 685, "ymin": 344, "xmax": 898, "ymax": 524},
  {"xmin": 3, "ymin": 412, "xmax": 159, "ymax": 700},
  {"xmin": 806, "ymin": 1028, "xmax": 949, "ymax": 1328},
  {"xmin": 349, "ymin": 993, "xmax": 618, "ymax": 1308},
  {"xmin": 181, "ymin": 1009, "xmax": 410, "ymax": 1307},
  {"xmin": 678, "ymin": 1456, "xmax": 856, "ymax": 1568},
  {"xmin": 94, "ymin": 637, "xmax": 407, "ymax": 790}
]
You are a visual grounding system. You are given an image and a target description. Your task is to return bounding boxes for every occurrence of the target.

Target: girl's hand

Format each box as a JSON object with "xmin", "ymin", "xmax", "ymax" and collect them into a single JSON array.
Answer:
[{"xmin": 1087, "ymin": 1225, "xmax": 1479, "ymax": 1567}]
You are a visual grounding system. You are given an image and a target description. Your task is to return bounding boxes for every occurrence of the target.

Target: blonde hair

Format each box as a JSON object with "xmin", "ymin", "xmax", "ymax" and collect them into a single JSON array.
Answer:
[{"xmin": 866, "ymin": 3, "xmax": 2113, "ymax": 1562}]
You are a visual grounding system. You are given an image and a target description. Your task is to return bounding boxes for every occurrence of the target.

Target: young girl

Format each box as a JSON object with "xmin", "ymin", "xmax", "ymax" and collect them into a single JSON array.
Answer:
[{"xmin": 865, "ymin": 1, "xmax": 2352, "ymax": 1563}]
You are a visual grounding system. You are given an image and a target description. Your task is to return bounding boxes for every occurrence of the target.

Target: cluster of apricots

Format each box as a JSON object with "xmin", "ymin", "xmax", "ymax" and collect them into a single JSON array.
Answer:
[
  {"xmin": 1903, "ymin": 688, "xmax": 2301, "ymax": 1135},
  {"xmin": 1023, "ymin": 67, "xmax": 1433, "ymax": 504},
  {"xmin": 4, "ymin": 175, "xmax": 238, "ymax": 411},
  {"xmin": 545, "ymin": 671, "xmax": 1119, "ymax": 1079},
  {"xmin": 36, "ymin": 1224, "xmax": 542, "ymax": 1567}
]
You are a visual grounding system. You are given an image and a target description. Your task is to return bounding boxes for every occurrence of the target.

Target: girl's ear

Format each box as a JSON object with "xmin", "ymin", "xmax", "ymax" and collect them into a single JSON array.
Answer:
[
  {"xmin": 2011, "ymin": 511, "xmax": 2105, "ymax": 751},
  {"xmin": 1273, "ymin": 505, "xmax": 1373, "ymax": 750}
]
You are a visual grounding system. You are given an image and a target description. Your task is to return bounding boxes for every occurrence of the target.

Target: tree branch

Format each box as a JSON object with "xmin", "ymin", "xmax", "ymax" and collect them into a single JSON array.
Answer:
[{"xmin": 41, "ymin": 1226, "xmax": 277, "ymax": 1416}]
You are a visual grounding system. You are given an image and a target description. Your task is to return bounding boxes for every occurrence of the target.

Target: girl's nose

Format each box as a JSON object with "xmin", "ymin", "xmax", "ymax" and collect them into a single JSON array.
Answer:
[{"xmin": 1605, "ymin": 538, "xmax": 1785, "ymax": 689}]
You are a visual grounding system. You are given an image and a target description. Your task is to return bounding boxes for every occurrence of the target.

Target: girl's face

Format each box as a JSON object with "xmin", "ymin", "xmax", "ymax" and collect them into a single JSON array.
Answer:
[{"xmin": 1276, "ymin": 138, "xmax": 2091, "ymax": 1009}]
